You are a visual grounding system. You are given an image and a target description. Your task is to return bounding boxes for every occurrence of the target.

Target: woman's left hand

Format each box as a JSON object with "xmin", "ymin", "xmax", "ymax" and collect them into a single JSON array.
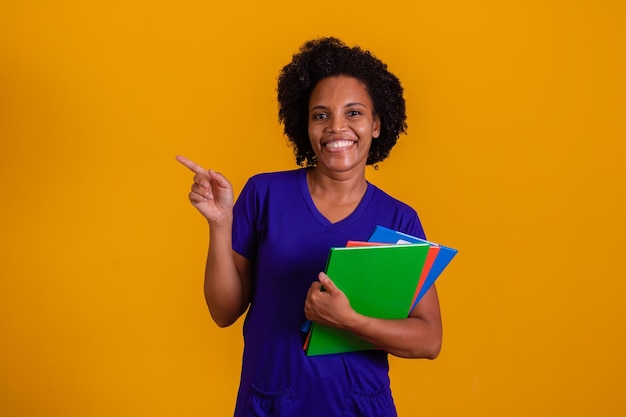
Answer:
[{"xmin": 304, "ymin": 272, "xmax": 361, "ymax": 329}]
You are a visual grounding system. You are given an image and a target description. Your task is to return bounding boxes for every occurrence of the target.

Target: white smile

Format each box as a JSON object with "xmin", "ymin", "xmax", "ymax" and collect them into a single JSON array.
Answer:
[{"xmin": 324, "ymin": 140, "xmax": 355, "ymax": 150}]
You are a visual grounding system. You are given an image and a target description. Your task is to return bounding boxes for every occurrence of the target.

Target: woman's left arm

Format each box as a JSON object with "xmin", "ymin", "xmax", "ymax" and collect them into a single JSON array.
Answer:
[{"xmin": 304, "ymin": 272, "xmax": 442, "ymax": 359}]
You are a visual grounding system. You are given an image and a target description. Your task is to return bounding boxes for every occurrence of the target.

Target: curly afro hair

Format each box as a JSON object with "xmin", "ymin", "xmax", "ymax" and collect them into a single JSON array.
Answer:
[{"xmin": 277, "ymin": 37, "xmax": 407, "ymax": 167}]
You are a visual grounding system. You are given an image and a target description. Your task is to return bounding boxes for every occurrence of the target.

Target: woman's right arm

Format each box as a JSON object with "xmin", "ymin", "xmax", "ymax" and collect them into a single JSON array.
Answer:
[
  {"xmin": 204, "ymin": 220, "xmax": 251, "ymax": 327},
  {"xmin": 176, "ymin": 155, "xmax": 251, "ymax": 327}
]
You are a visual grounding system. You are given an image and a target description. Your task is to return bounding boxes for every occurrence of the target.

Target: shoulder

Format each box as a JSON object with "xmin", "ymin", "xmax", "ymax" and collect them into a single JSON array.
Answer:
[
  {"xmin": 367, "ymin": 182, "xmax": 418, "ymax": 216},
  {"xmin": 366, "ymin": 182, "xmax": 425, "ymax": 238},
  {"xmin": 237, "ymin": 168, "xmax": 305, "ymax": 200},
  {"xmin": 246, "ymin": 168, "xmax": 304, "ymax": 187}
]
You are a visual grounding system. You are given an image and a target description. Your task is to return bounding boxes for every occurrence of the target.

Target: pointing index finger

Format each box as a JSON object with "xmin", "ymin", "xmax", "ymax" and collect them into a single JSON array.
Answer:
[{"xmin": 175, "ymin": 155, "xmax": 207, "ymax": 175}]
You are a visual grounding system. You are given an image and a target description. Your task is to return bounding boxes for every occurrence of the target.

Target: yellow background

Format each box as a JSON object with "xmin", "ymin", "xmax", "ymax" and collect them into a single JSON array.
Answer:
[{"xmin": 1, "ymin": 1, "xmax": 624, "ymax": 416}]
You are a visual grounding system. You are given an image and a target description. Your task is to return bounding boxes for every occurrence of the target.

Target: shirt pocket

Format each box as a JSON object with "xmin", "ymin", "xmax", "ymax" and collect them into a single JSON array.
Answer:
[
  {"xmin": 343, "ymin": 385, "xmax": 397, "ymax": 417},
  {"xmin": 245, "ymin": 384, "xmax": 298, "ymax": 417}
]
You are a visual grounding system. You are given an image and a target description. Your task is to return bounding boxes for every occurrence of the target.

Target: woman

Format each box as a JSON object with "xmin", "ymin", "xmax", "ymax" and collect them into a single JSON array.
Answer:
[{"xmin": 177, "ymin": 37, "xmax": 442, "ymax": 417}]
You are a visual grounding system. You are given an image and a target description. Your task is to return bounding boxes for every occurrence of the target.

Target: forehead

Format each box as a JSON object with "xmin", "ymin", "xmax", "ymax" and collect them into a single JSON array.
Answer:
[{"xmin": 309, "ymin": 75, "xmax": 373, "ymax": 105}]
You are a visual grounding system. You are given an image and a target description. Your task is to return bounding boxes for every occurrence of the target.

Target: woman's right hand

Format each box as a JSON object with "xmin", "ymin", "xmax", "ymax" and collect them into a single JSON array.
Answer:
[{"xmin": 175, "ymin": 155, "xmax": 234, "ymax": 224}]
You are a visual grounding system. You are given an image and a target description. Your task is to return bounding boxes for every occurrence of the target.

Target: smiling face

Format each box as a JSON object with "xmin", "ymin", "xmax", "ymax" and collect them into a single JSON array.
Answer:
[{"xmin": 308, "ymin": 75, "xmax": 381, "ymax": 176}]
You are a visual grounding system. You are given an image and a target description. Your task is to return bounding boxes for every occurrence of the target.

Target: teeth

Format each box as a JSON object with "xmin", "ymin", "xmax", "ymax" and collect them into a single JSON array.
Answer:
[{"xmin": 326, "ymin": 140, "xmax": 354, "ymax": 149}]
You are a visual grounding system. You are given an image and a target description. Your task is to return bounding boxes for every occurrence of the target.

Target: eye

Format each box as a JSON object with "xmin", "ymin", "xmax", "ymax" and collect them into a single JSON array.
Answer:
[
  {"xmin": 347, "ymin": 110, "xmax": 362, "ymax": 117},
  {"xmin": 312, "ymin": 113, "xmax": 327, "ymax": 120}
]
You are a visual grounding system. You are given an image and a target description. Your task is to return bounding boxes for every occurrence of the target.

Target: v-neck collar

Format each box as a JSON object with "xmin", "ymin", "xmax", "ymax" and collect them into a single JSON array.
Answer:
[{"xmin": 298, "ymin": 168, "xmax": 374, "ymax": 230}]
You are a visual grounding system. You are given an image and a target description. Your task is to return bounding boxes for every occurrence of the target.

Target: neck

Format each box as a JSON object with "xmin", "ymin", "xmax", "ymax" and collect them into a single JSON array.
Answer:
[{"xmin": 306, "ymin": 166, "xmax": 368, "ymax": 200}]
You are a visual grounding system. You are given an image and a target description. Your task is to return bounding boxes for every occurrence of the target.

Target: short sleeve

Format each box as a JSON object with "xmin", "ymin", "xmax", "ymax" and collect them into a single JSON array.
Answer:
[
  {"xmin": 403, "ymin": 212, "xmax": 426, "ymax": 241},
  {"xmin": 232, "ymin": 178, "xmax": 258, "ymax": 261}
]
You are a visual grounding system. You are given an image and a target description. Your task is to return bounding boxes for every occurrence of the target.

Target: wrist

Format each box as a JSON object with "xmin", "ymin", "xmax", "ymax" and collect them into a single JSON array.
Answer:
[
  {"xmin": 206, "ymin": 212, "xmax": 233, "ymax": 228},
  {"xmin": 207, "ymin": 215, "xmax": 233, "ymax": 240},
  {"xmin": 342, "ymin": 311, "xmax": 369, "ymax": 332}
]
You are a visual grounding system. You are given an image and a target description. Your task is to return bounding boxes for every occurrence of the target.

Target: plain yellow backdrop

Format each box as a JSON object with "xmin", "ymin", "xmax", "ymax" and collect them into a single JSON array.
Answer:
[{"xmin": 1, "ymin": 1, "xmax": 624, "ymax": 416}]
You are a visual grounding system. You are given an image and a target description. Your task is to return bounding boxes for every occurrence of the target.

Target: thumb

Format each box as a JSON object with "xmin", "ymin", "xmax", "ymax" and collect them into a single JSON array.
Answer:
[
  {"xmin": 318, "ymin": 272, "xmax": 339, "ymax": 294},
  {"xmin": 208, "ymin": 169, "xmax": 233, "ymax": 190}
]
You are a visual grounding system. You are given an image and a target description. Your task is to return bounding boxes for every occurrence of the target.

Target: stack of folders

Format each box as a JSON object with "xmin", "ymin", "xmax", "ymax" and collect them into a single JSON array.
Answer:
[{"xmin": 304, "ymin": 225, "xmax": 458, "ymax": 356}]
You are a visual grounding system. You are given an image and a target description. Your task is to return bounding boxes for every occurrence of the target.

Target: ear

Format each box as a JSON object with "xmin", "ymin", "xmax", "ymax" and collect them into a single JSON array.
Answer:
[{"xmin": 372, "ymin": 114, "xmax": 381, "ymax": 139}]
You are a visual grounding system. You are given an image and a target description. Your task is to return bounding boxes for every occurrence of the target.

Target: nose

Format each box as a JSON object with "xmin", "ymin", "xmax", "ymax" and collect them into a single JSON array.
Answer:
[{"xmin": 327, "ymin": 114, "xmax": 346, "ymax": 133}]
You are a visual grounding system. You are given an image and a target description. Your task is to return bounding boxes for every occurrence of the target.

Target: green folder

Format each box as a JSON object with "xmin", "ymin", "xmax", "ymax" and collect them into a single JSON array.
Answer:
[{"xmin": 305, "ymin": 243, "xmax": 430, "ymax": 356}]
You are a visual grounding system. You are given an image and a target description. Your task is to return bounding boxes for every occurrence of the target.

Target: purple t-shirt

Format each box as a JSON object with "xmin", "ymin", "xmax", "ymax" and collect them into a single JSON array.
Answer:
[{"xmin": 231, "ymin": 168, "xmax": 425, "ymax": 417}]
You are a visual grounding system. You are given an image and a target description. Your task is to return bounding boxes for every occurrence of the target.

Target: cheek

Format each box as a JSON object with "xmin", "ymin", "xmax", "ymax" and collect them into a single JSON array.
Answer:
[
  {"xmin": 355, "ymin": 124, "xmax": 374, "ymax": 138},
  {"xmin": 308, "ymin": 124, "xmax": 321, "ymax": 142}
]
